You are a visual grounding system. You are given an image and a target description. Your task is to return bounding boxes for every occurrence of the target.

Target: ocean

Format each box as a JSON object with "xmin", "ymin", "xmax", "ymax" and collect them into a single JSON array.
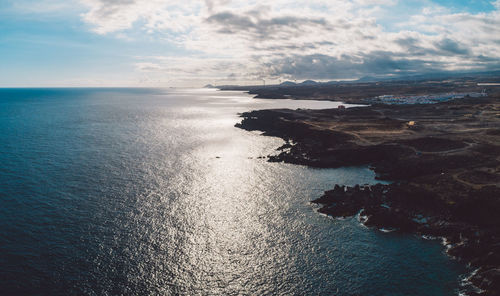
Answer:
[{"xmin": 0, "ymin": 88, "xmax": 466, "ymax": 295}]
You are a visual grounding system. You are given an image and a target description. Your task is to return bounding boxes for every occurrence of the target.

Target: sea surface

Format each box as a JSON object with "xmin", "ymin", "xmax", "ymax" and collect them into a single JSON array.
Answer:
[{"xmin": 0, "ymin": 88, "xmax": 466, "ymax": 295}]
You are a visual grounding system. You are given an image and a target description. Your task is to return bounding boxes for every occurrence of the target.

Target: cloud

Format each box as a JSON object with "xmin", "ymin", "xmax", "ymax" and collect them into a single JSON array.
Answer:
[
  {"xmin": 133, "ymin": 55, "xmax": 264, "ymax": 85},
  {"xmin": 261, "ymin": 52, "xmax": 447, "ymax": 80},
  {"xmin": 205, "ymin": 9, "xmax": 332, "ymax": 41},
  {"xmin": 75, "ymin": 0, "xmax": 500, "ymax": 83},
  {"xmin": 80, "ymin": 0, "xmax": 199, "ymax": 34},
  {"xmin": 435, "ymin": 38, "xmax": 470, "ymax": 55}
]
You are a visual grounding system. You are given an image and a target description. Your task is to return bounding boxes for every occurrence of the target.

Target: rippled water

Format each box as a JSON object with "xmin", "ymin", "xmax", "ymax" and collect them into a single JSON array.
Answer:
[{"xmin": 0, "ymin": 88, "xmax": 466, "ymax": 295}]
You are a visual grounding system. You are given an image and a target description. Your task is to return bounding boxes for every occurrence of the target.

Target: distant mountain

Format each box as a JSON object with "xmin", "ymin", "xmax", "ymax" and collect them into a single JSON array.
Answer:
[
  {"xmin": 356, "ymin": 76, "xmax": 381, "ymax": 82},
  {"xmin": 324, "ymin": 80, "xmax": 343, "ymax": 85},
  {"xmin": 220, "ymin": 70, "xmax": 500, "ymax": 91},
  {"xmin": 280, "ymin": 81, "xmax": 297, "ymax": 86},
  {"xmin": 355, "ymin": 70, "xmax": 500, "ymax": 83},
  {"xmin": 300, "ymin": 80, "xmax": 319, "ymax": 85},
  {"xmin": 204, "ymin": 84, "xmax": 216, "ymax": 88}
]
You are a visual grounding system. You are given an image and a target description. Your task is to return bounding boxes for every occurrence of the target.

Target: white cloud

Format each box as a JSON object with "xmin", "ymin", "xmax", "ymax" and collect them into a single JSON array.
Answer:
[
  {"xmin": 80, "ymin": 0, "xmax": 201, "ymax": 34},
  {"xmin": 76, "ymin": 0, "xmax": 500, "ymax": 84}
]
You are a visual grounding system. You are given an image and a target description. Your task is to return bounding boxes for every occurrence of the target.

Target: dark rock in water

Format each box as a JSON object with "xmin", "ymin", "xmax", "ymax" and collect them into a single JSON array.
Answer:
[
  {"xmin": 277, "ymin": 142, "xmax": 293, "ymax": 151},
  {"xmin": 471, "ymin": 268, "xmax": 500, "ymax": 295},
  {"xmin": 312, "ymin": 182, "xmax": 500, "ymax": 294},
  {"xmin": 363, "ymin": 207, "xmax": 419, "ymax": 232},
  {"xmin": 309, "ymin": 181, "xmax": 500, "ymax": 296}
]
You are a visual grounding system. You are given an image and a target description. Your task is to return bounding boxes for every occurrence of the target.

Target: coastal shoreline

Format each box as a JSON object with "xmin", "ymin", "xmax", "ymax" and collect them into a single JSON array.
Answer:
[{"xmin": 235, "ymin": 91, "xmax": 500, "ymax": 296}]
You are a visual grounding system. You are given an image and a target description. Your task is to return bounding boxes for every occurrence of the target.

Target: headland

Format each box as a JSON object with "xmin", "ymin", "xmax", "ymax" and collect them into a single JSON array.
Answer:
[{"xmin": 233, "ymin": 77, "xmax": 500, "ymax": 295}]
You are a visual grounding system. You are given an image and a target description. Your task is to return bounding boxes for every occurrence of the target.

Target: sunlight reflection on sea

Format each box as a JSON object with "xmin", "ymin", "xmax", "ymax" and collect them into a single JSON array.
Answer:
[{"xmin": 0, "ymin": 88, "xmax": 465, "ymax": 295}]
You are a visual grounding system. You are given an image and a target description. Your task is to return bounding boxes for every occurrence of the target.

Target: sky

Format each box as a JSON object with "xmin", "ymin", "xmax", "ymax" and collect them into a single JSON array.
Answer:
[{"xmin": 1, "ymin": 0, "xmax": 500, "ymax": 87}]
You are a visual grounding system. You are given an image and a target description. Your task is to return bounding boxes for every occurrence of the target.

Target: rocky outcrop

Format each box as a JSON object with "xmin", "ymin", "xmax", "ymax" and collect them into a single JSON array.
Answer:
[
  {"xmin": 312, "ymin": 183, "xmax": 500, "ymax": 296},
  {"xmin": 236, "ymin": 95, "xmax": 500, "ymax": 295}
]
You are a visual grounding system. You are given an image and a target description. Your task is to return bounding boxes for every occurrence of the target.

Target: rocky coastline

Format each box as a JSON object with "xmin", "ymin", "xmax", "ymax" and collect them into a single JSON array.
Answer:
[{"xmin": 236, "ymin": 94, "xmax": 500, "ymax": 295}]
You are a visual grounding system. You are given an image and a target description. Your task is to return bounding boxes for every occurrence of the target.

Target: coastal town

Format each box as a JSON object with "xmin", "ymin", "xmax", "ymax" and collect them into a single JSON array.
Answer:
[{"xmin": 369, "ymin": 91, "xmax": 487, "ymax": 105}]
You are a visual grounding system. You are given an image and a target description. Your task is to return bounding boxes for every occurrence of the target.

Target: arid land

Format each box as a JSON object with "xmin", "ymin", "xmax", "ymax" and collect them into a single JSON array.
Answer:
[
  {"xmin": 233, "ymin": 79, "xmax": 500, "ymax": 295},
  {"xmin": 221, "ymin": 74, "xmax": 499, "ymax": 104}
]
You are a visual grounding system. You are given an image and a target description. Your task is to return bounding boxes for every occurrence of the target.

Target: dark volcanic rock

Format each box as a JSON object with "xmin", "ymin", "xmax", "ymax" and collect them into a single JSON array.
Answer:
[
  {"xmin": 471, "ymin": 268, "xmax": 500, "ymax": 295},
  {"xmin": 235, "ymin": 93, "xmax": 500, "ymax": 295},
  {"xmin": 312, "ymin": 183, "xmax": 500, "ymax": 296}
]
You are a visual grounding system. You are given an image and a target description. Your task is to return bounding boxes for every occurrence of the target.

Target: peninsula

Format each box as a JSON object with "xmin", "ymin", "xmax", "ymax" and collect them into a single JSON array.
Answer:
[{"xmin": 234, "ymin": 78, "xmax": 500, "ymax": 296}]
